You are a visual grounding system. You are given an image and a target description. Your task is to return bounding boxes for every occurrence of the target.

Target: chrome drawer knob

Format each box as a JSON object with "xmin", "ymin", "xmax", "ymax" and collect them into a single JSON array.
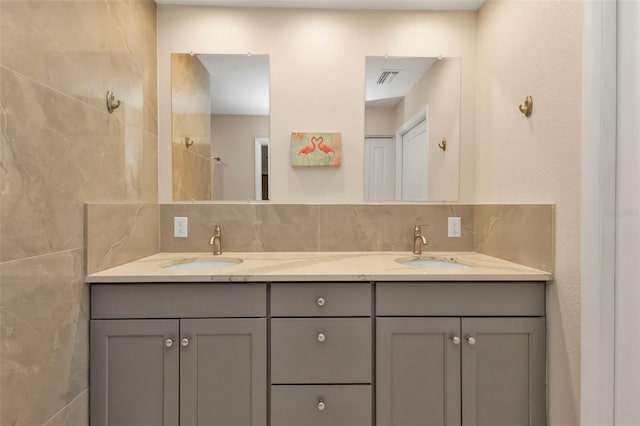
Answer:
[
  {"xmin": 317, "ymin": 400, "xmax": 326, "ymax": 411},
  {"xmin": 466, "ymin": 336, "xmax": 476, "ymax": 346},
  {"xmin": 181, "ymin": 337, "xmax": 190, "ymax": 347},
  {"xmin": 317, "ymin": 333, "xmax": 326, "ymax": 343},
  {"xmin": 452, "ymin": 336, "xmax": 461, "ymax": 345},
  {"xmin": 165, "ymin": 338, "xmax": 174, "ymax": 348},
  {"xmin": 317, "ymin": 297, "xmax": 326, "ymax": 306}
]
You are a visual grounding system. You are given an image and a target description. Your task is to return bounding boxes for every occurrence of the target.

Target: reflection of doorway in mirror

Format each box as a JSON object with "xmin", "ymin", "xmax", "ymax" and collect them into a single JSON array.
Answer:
[
  {"xmin": 364, "ymin": 137, "xmax": 395, "ymax": 200},
  {"xmin": 400, "ymin": 118, "xmax": 428, "ymax": 200},
  {"xmin": 255, "ymin": 138, "xmax": 270, "ymax": 200}
]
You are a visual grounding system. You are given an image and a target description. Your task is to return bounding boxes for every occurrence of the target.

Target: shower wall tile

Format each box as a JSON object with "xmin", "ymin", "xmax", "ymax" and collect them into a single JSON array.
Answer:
[
  {"xmin": 86, "ymin": 204, "xmax": 159, "ymax": 274},
  {"xmin": 160, "ymin": 204, "xmax": 319, "ymax": 252},
  {"xmin": 474, "ymin": 204, "xmax": 555, "ymax": 272},
  {"xmin": 0, "ymin": 67, "xmax": 157, "ymax": 262},
  {"xmin": 0, "ymin": 1, "xmax": 157, "ymax": 425},
  {"xmin": 0, "ymin": 249, "xmax": 88, "ymax": 426},
  {"xmin": 0, "ymin": 0, "xmax": 158, "ymax": 135},
  {"xmin": 172, "ymin": 144, "xmax": 211, "ymax": 201},
  {"xmin": 317, "ymin": 204, "xmax": 475, "ymax": 252},
  {"xmin": 42, "ymin": 389, "xmax": 89, "ymax": 426}
]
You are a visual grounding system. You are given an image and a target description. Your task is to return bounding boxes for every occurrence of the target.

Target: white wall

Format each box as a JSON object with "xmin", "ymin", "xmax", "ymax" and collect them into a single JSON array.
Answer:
[
  {"xmin": 615, "ymin": 1, "xmax": 640, "ymax": 423},
  {"xmin": 476, "ymin": 1, "xmax": 582, "ymax": 425},
  {"xmin": 211, "ymin": 114, "xmax": 269, "ymax": 200},
  {"xmin": 157, "ymin": 6, "xmax": 477, "ymax": 203}
]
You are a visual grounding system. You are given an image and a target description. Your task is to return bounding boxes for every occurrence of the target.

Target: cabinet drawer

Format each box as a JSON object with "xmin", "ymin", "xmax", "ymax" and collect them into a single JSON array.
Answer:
[
  {"xmin": 91, "ymin": 283, "xmax": 266, "ymax": 319},
  {"xmin": 271, "ymin": 318, "xmax": 371, "ymax": 384},
  {"xmin": 271, "ymin": 385, "xmax": 371, "ymax": 426},
  {"xmin": 376, "ymin": 282, "xmax": 545, "ymax": 316},
  {"xmin": 271, "ymin": 283, "xmax": 371, "ymax": 317}
]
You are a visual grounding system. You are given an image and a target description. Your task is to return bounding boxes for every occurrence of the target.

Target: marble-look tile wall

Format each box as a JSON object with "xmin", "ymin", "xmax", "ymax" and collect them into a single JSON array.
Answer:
[
  {"xmin": 159, "ymin": 203, "xmax": 554, "ymax": 272},
  {"xmin": 160, "ymin": 204, "xmax": 476, "ymax": 253},
  {"xmin": 171, "ymin": 53, "xmax": 211, "ymax": 200},
  {"xmin": 0, "ymin": 1, "xmax": 158, "ymax": 425},
  {"xmin": 85, "ymin": 204, "xmax": 160, "ymax": 275},
  {"xmin": 474, "ymin": 204, "xmax": 555, "ymax": 272}
]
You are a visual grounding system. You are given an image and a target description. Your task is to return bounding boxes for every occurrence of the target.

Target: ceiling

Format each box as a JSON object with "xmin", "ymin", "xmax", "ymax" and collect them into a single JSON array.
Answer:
[
  {"xmin": 197, "ymin": 54, "xmax": 270, "ymax": 116},
  {"xmin": 155, "ymin": 0, "xmax": 486, "ymax": 11},
  {"xmin": 365, "ymin": 56, "xmax": 438, "ymax": 107}
]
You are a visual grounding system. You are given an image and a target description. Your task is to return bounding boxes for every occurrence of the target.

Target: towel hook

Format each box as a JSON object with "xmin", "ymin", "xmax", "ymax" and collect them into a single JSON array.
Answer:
[
  {"xmin": 106, "ymin": 90, "xmax": 121, "ymax": 113},
  {"xmin": 519, "ymin": 95, "xmax": 533, "ymax": 117}
]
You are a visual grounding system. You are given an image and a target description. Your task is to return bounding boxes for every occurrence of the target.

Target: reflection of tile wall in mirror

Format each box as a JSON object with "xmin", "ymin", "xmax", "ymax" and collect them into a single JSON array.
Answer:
[
  {"xmin": 364, "ymin": 57, "xmax": 461, "ymax": 202},
  {"xmin": 170, "ymin": 53, "xmax": 270, "ymax": 201}
]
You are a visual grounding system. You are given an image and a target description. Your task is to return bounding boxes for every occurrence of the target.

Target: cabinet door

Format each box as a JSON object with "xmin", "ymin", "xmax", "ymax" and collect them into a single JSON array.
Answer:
[
  {"xmin": 180, "ymin": 318, "xmax": 267, "ymax": 426},
  {"xmin": 90, "ymin": 319, "xmax": 179, "ymax": 426},
  {"xmin": 461, "ymin": 318, "xmax": 545, "ymax": 426},
  {"xmin": 377, "ymin": 318, "xmax": 461, "ymax": 426}
]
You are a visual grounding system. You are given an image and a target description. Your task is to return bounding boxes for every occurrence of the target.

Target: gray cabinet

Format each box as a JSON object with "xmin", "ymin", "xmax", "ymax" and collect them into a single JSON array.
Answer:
[
  {"xmin": 90, "ymin": 284, "xmax": 267, "ymax": 426},
  {"xmin": 376, "ymin": 282, "xmax": 546, "ymax": 426},
  {"xmin": 90, "ymin": 319, "xmax": 180, "ymax": 426},
  {"xmin": 270, "ymin": 283, "xmax": 373, "ymax": 426}
]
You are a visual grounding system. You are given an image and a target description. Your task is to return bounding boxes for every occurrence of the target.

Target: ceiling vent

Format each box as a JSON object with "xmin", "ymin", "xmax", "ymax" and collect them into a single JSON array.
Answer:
[{"xmin": 377, "ymin": 70, "xmax": 400, "ymax": 85}]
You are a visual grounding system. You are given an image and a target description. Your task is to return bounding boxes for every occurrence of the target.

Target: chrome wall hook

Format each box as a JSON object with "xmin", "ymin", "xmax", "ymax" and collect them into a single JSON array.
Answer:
[
  {"xmin": 438, "ymin": 138, "xmax": 447, "ymax": 151},
  {"xmin": 519, "ymin": 95, "xmax": 533, "ymax": 117},
  {"xmin": 106, "ymin": 90, "xmax": 121, "ymax": 113}
]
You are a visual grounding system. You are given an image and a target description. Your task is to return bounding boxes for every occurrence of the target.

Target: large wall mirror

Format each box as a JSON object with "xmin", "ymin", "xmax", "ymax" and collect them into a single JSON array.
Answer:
[
  {"xmin": 171, "ymin": 53, "xmax": 270, "ymax": 201},
  {"xmin": 364, "ymin": 56, "xmax": 461, "ymax": 201}
]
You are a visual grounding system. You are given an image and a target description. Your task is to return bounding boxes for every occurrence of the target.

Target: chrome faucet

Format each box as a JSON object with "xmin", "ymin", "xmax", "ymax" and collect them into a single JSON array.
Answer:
[
  {"xmin": 413, "ymin": 225, "xmax": 428, "ymax": 255},
  {"xmin": 209, "ymin": 225, "xmax": 222, "ymax": 255}
]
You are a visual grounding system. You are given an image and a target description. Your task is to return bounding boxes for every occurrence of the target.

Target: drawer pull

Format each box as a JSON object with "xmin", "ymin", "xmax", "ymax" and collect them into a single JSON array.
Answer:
[
  {"xmin": 452, "ymin": 336, "xmax": 461, "ymax": 345},
  {"xmin": 165, "ymin": 338, "xmax": 174, "ymax": 348},
  {"xmin": 317, "ymin": 400, "xmax": 326, "ymax": 411},
  {"xmin": 317, "ymin": 333, "xmax": 326, "ymax": 343},
  {"xmin": 466, "ymin": 336, "xmax": 476, "ymax": 346},
  {"xmin": 317, "ymin": 297, "xmax": 326, "ymax": 306}
]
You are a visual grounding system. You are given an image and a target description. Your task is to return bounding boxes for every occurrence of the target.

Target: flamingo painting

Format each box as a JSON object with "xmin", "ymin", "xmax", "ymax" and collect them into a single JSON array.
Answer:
[
  {"xmin": 297, "ymin": 136, "xmax": 317, "ymax": 164},
  {"xmin": 317, "ymin": 137, "xmax": 336, "ymax": 164},
  {"xmin": 291, "ymin": 132, "xmax": 342, "ymax": 167}
]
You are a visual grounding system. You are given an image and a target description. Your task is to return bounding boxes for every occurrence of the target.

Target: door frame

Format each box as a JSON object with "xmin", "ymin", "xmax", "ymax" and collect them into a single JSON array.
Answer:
[
  {"xmin": 395, "ymin": 107, "xmax": 428, "ymax": 200},
  {"xmin": 254, "ymin": 137, "xmax": 269, "ymax": 200}
]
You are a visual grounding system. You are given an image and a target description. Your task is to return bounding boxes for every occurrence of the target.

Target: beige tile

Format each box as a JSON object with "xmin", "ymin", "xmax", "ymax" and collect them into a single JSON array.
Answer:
[
  {"xmin": 0, "ymin": 249, "xmax": 88, "ymax": 426},
  {"xmin": 318, "ymin": 204, "xmax": 475, "ymax": 252},
  {"xmin": 160, "ymin": 204, "xmax": 320, "ymax": 252},
  {"xmin": 0, "ymin": 68, "xmax": 156, "ymax": 262},
  {"xmin": 172, "ymin": 144, "xmax": 212, "ymax": 201},
  {"xmin": 474, "ymin": 204, "xmax": 555, "ymax": 272},
  {"xmin": 0, "ymin": 0, "xmax": 158, "ymax": 135},
  {"xmin": 42, "ymin": 389, "xmax": 88, "ymax": 426},
  {"xmin": 86, "ymin": 203, "xmax": 159, "ymax": 274}
]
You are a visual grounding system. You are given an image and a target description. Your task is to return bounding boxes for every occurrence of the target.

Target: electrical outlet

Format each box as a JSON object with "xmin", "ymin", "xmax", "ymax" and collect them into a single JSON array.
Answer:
[
  {"xmin": 174, "ymin": 217, "xmax": 188, "ymax": 238},
  {"xmin": 448, "ymin": 217, "xmax": 461, "ymax": 238}
]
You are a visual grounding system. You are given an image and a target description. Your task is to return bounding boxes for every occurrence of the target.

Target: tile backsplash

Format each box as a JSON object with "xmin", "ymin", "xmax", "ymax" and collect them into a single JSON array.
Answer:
[{"xmin": 85, "ymin": 203, "xmax": 554, "ymax": 273}]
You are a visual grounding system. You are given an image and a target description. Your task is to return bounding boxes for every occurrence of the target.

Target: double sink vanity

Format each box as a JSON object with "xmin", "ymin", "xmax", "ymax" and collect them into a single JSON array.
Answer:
[{"xmin": 87, "ymin": 250, "xmax": 550, "ymax": 426}]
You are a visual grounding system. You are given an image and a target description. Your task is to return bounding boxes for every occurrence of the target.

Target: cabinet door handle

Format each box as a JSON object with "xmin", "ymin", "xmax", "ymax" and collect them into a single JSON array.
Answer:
[
  {"xmin": 165, "ymin": 338, "xmax": 174, "ymax": 348},
  {"xmin": 317, "ymin": 297, "xmax": 326, "ymax": 306},
  {"xmin": 466, "ymin": 336, "xmax": 476, "ymax": 346},
  {"xmin": 452, "ymin": 336, "xmax": 461, "ymax": 345},
  {"xmin": 317, "ymin": 333, "xmax": 326, "ymax": 342},
  {"xmin": 181, "ymin": 337, "xmax": 191, "ymax": 347},
  {"xmin": 317, "ymin": 400, "xmax": 326, "ymax": 411}
]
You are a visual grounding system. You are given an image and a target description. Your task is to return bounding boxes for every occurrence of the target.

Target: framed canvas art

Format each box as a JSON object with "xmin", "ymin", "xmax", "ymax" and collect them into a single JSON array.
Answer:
[{"xmin": 291, "ymin": 132, "xmax": 342, "ymax": 167}]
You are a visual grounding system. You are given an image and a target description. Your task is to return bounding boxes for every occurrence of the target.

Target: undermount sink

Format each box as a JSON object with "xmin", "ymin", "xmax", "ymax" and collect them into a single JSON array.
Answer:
[
  {"xmin": 163, "ymin": 257, "xmax": 242, "ymax": 271},
  {"xmin": 396, "ymin": 256, "xmax": 473, "ymax": 270}
]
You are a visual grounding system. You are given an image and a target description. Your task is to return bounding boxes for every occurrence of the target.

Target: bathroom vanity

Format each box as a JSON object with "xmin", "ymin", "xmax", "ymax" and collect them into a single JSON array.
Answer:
[{"xmin": 87, "ymin": 252, "xmax": 550, "ymax": 426}]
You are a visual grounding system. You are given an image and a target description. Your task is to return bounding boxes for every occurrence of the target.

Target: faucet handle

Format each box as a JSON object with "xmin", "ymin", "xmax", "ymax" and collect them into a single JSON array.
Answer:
[{"xmin": 213, "ymin": 224, "xmax": 221, "ymax": 236}]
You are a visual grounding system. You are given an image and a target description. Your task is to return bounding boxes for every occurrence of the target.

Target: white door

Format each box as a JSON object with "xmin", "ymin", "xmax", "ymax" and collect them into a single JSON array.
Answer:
[
  {"xmin": 364, "ymin": 137, "xmax": 395, "ymax": 200},
  {"xmin": 401, "ymin": 119, "xmax": 428, "ymax": 200}
]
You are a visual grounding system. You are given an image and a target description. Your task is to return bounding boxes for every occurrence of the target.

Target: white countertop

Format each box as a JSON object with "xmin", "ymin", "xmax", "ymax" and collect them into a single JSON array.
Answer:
[{"xmin": 85, "ymin": 251, "xmax": 552, "ymax": 283}]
